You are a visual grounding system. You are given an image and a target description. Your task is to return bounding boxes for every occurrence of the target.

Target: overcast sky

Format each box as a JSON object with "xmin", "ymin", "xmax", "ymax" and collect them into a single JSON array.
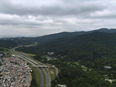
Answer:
[{"xmin": 0, "ymin": 0, "xmax": 116, "ymax": 37}]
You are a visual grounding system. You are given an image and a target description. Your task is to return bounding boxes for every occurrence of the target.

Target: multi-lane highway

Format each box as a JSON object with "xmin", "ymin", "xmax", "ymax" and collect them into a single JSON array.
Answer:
[
  {"xmin": 42, "ymin": 68, "xmax": 51, "ymax": 87},
  {"xmin": 11, "ymin": 47, "xmax": 51, "ymax": 87},
  {"xmin": 36, "ymin": 68, "xmax": 44, "ymax": 87}
]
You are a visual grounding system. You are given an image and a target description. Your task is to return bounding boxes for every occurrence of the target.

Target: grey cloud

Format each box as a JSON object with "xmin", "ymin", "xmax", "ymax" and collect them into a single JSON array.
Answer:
[
  {"xmin": 88, "ymin": 13, "xmax": 116, "ymax": 19},
  {"xmin": 0, "ymin": 0, "xmax": 116, "ymax": 36},
  {"xmin": 0, "ymin": 0, "xmax": 105, "ymax": 16},
  {"xmin": 0, "ymin": 19, "xmax": 42, "ymax": 26}
]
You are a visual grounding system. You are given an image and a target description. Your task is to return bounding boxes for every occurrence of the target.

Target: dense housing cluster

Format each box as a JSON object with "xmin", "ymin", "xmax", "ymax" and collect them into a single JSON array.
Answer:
[{"xmin": 0, "ymin": 57, "xmax": 32, "ymax": 87}]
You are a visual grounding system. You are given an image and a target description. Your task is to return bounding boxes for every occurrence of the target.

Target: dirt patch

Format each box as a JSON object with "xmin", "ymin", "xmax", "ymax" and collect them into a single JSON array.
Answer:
[{"xmin": 50, "ymin": 70, "xmax": 54, "ymax": 74}]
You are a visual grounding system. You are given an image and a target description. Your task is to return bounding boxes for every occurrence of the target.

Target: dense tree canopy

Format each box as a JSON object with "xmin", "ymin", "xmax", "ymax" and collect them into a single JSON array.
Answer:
[{"xmin": 15, "ymin": 29, "xmax": 116, "ymax": 86}]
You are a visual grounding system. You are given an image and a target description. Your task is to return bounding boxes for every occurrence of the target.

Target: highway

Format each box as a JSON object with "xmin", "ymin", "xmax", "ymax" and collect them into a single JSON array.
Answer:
[
  {"xmin": 36, "ymin": 68, "xmax": 44, "ymax": 87},
  {"xmin": 42, "ymin": 68, "xmax": 51, "ymax": 87},
  {"xmin": 11, "ymin": 47, "xmax": 51, "ymax": 87}
]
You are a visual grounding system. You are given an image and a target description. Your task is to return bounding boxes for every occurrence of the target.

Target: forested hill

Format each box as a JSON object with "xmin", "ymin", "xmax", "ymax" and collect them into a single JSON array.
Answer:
[
  {"xmin": 0, "ymin": 40, "xmax": 17, "ymax": 48},
  {"xmin": 15, "ymin": 28, "xmax": 116, "ymax": 87},
  {"xmin": 17, "ymin": 28, "xmax": 116, "ymax": 61},
  {"xmin": 1, "ymin": 28, "xmax": 116, "ymax": 48},
  {"xmin": 35, "ymin": 29, "xmax": 116, "ymax": 52},
  {"xmin": 2, "ymin": 28, "xmax": 116, "ymax": 52},
  {"xmin": 34, "ymin": 28, "xmax": 116, "ymax": 44}
]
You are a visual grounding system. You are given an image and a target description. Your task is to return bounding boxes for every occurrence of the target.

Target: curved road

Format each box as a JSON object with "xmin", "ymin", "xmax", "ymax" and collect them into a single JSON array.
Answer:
[
  {"xmin": 42, "ymin": 68, "xmax": 51, "ymax": 87},
  {"xmin": 36, "ymin": 68, "xmax": 44, "ymax": 87}
]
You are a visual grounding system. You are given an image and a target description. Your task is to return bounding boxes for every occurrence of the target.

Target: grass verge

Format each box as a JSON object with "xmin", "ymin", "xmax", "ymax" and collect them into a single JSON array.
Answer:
[{"xmin": 29, "ymin": 64, "xmax": 40, "ymax": 87}]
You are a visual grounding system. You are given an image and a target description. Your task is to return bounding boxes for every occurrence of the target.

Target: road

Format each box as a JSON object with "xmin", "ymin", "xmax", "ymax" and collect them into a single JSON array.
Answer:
[
  {"xmin": 11, "ymin": 48, "xmax": 49, "ymax": 67},
  {"xmin": 55, "ymin": 67, "xmax": 58, "ymax": 76},
  {"xmin": 36, "ymin": 68, "xmax": 44, "ymax": 87},
  {"xmin": 42, "ymin": 68, "xmax": 51, "ymax": 87},
  {"xmin": 11, "ymin": 47, "xmax": 51, "ymax": 87}
]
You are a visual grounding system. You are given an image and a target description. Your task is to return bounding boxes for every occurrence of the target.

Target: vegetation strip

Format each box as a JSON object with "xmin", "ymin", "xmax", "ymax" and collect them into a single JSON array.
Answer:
[
  {"xmin": 29, "ymin": 64, "xmax": 40, "ymax": 87},
  {"xmin": 49, "ymin": 67, "xmax": 56, "ymax": 81}
]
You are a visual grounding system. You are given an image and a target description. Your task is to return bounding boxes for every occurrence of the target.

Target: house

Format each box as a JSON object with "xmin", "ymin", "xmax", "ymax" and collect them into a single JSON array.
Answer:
[
  {"xmin": 0, "ymin": 54, "xmax": 3, "ymax": 58},
  {"xmin": 48, "ymin": 52, "xmax": 54, "ymax": 55},
  {"xmin": 104, "ymin": 66, "xmax": 111, "ymax": 69},
  {"xmin": 11, "ymin": 55, "xmax": 15, "ymax": 57},
  {"xmin": 58, "ymin": 84, "xmax": 67, "ymax": 87}
]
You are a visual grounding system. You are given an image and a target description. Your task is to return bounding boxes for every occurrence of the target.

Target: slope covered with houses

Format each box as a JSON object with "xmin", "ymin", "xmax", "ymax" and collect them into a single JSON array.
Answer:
[{"xmin": 0, "ymin": 57, "xmax": 32, "ymax": 87}]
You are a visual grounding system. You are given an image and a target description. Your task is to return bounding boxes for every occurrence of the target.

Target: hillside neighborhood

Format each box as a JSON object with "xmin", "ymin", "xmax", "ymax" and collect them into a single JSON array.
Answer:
[{"xmin": 0, "ymin": 57, "xmax": 32, "ymax": 87}]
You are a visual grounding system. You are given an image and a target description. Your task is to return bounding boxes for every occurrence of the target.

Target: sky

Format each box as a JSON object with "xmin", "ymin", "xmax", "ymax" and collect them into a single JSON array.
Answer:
[{"xmin": 0, "ymin": 0, "xmax": 116, "ymax": 37}]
